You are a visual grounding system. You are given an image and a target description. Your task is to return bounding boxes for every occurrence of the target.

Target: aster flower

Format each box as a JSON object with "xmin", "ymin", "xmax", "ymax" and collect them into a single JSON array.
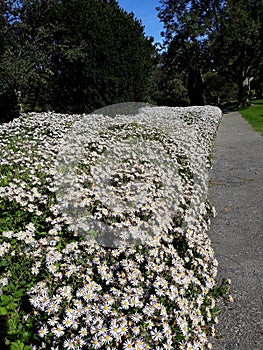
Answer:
[
  {"xmin": 38, "ymin": 326, "xmax": 48, "ymax": 338},
  {"xmin": 52, "ymin": 324, "xmax": 65, "ymax": 337},
  {"xmin": 0, "ymin": 106, "xmax": 226, "ymax": 350},
  {"xmin": 123, "ymin": 339, "xmax": 135, "ymax": 350}
]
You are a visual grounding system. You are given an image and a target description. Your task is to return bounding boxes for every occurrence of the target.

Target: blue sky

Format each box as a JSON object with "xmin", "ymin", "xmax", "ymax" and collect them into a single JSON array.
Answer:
[{"xmin": 117, "ymin": 0, "xmax": 165, "ymax": 45}]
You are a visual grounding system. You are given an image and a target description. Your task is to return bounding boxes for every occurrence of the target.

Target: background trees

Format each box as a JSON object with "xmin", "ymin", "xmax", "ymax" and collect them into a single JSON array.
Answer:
[
  {"xmin": 208, "ymin": 0, "xmax": 263, "ymax": 106},
  {"xmin": 157, "ymin": 0, "xmax": 263, "ymax": 106},
  {"xmin": 49, "ymin": 0, "xmax": 154, "ymax": 113},
  {"xmin": 157, "ymin": 0, "xmax": 225, "ymax": 105},
  {"xmin": 0, "ymin": 0, "xmax": 262, "ymax": 121},
  {"xmin": 0, "ymin": 0, "xmax": 155, "ymax": 120}
]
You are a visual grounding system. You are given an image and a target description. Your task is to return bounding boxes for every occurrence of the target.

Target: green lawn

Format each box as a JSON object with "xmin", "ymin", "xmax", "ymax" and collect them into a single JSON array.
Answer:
[{"xmin": 238, "ymin": 100, "xmax": 263, "ymax": 135}]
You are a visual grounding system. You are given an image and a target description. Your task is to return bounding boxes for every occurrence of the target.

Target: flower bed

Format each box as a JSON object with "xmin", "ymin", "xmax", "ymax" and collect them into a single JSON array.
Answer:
[{"xmin": 0, "ymin": 106, "xmax": 231, "ymax": 349}]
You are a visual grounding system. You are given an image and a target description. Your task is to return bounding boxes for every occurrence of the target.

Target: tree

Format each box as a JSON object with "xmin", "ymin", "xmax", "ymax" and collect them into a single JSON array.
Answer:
[
  {"xmin": 23, "ymin": 0, "xmax": 155, "ymax": 113},
  {"xmin": 209, "ymin": 0, "xmax": 263, "ymax": 106},
  {"xmin": 0, "ymin": 0, "xmax": 20, "ymax": 121},
  {"xmin": 157, "ymin": 0, "xmax": 263, "ymax": 107},
  {"xmin": 0, "ymin": 0, "xmax": 155, "ymax": 119},
  {"xmin": 150, "ymin": 56, "xmax": 189, "ymax": 106},
  {"xmin": 0, "ymin": 0, "xmax": 58, "ymax": 120},
  {"xmin": 250, "ymin": 66, "xmax": 263, "ymax": 99},
  {"xmin": 203, "ymin": 71, "xmax": 238, "ymax": 105},
  {"xmin": 49, "ymin": 0, "xmax": 155, "ymax": 113},
  {"xmin": 157, "ymin": 0, "xmax": 225, "ymax": 105}
]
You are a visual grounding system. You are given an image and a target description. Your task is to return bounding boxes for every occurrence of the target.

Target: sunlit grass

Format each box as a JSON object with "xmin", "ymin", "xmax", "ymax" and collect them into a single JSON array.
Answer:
[{"xmin": 238, "ymin": 100, "xmax": 263, "ymax": 135}]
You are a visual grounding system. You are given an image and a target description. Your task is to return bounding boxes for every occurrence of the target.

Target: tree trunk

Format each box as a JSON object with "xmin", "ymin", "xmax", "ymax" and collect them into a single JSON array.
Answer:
[
  {"xmin": 187, "ymin": 69, "xmax": 204, "ymax": 106},
  {"xmin": 14, "ymin": 89, "xmax": 23, "ymax": 114},
  {"xmin": 238, "ymin": 82, "xmax": 250, "ymax": 107},
  {"xmin": 256, "ymin": 87, "xmax": 263, "ymax": 99}
]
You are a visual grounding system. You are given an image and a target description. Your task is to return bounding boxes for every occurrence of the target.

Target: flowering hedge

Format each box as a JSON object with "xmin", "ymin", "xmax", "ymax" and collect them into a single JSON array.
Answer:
[{"xmin": 0, "ymin": 106, "xmax": 231, "ymax": 350}]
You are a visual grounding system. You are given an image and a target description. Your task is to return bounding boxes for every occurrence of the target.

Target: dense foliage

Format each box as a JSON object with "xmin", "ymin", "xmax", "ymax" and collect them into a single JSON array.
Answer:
[
  {"xmin": 209, "ymin": 0, "xmax": 263, "ymax": 104},
  {"xmin": 0, "ymin": 0, "xmax": 155, "ymax": 121},
  {"xmin": 1, "ymin": 0, "xmax": 262, "ymax": 119},
  {"xmin": 157, "ymin": 0, "xmax": 263, "ymax": 106}
]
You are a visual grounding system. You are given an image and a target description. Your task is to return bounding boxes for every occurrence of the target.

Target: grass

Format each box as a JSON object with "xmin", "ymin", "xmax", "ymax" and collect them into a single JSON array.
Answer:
[
  {"xmin": 222, "ymin": 99, "xmax": 263, "ymax": 135},
  {"xmin": 238, "ymin": 100, "xmax": 263, "ymax": 135}
]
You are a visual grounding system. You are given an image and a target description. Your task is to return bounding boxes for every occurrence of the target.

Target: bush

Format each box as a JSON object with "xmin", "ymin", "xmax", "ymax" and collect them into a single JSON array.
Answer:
[{"xmin": 0, "ymin": 106, "xmax": 232, "ymax": 349}]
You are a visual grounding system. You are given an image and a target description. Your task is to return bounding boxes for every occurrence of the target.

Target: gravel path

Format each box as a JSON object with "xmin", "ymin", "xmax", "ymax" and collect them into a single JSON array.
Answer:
[{"xmin": 208, "ymin": 111, "xmax": 263, "ymax": 350}]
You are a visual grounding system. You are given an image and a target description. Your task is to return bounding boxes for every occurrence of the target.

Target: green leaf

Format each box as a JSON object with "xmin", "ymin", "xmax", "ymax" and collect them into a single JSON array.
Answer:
[
  {"xmin": 176, "ymin": 333, "xmax": 185, "ymax": 341},
  {"xmin": 21, "ymin": 331, "xmax": 30, "ymax": 341},
  {"xmin": 0, "ymin": 306, "xmax": 8, "ymax": 315},
  {"xmin": 0, "ymin": 259, "xmax": 8, "ymax": 267},
  {"xmin": 87, "ymin": 229, "xmax": 97, "ymax": 238},
  {"xmin": 13, "ymin": 288, "xmax": 25, "ymax": 298},
  {"xmin": 7, "ymin": 282, "xmax": 16, "ymax": 292},
  {"xmin": 10, "ymin": 341, "xmax": 25, "ymax": 350},
  {"xmin": 0, "ymin": 295, "xmax": 12, "ymax": 306}
]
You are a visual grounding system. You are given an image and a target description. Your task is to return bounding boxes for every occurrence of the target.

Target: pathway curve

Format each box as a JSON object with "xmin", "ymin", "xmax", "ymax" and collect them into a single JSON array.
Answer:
[{"xmin": 208, "ymin": 111, "xmax": 263, "ymax": 350}]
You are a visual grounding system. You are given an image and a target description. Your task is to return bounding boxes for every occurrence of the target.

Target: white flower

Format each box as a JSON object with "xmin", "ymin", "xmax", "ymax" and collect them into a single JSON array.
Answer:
[
  {"xmin": 118, "ymin": 323, "xmax": 128, "ymax": 336},
  {"xmin": 121, "ymin": 297, "xmax": 130, "ymax": 310},
  {"xmin": 31, "ymin": 266, "xmax": 39, "ymax": 275},
  {"xmin": 0, "ymin": 107, "xmax": 222, "ymax": 349},
  {"xmin": 109, "ymin": 323, "xmax": 119, "ymax": 338},
  {"xmin": 92, "ymin": 336, "xmax": 101, "ymax": 350},
  {"xmin": 47, "ymin": 316, "xmax": 59, "ymax": 326},
  {"xmin": 151, "ymin": 328, "xmax": 164, "ymax": 342},
  {"xmin": 79, "ymin": 327, "xmax": 88, "ymax": 337},
  {"xmin": 0, "ymin": 242, "xmax": 11, "ymax": 256},
  {"xmin": 0, "ymin": 277, "xmax": 9, "ymax": 286},
  {"xmin": 132, "ymin": 325, "xmax": 141, "ymax": 335},
  {"xmin": 52, "ymin": 324, "xmax": 65, "ymax": 337},
  {"xmin": 2, "ymin": 231, "xmax": 13, "ymax": 238},
  {"xmin": 64, "ymin": 339, "xmax": 75, "ymax": 349},
  {"xmin": 63, "ymin": 317, "xmax": 73, "ymax": 328},
  {"xmin": 38, "ymin": 326, "xmax": 48, "ymax": 338},
  {"xmin": 123, "ymin": 339, "xmax": 135, "ymax": 350}
]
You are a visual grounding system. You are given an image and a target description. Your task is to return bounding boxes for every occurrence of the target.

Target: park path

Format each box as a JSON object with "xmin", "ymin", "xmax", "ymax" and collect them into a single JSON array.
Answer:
[{"xmin": 207, "ymin": 111, "xmax": 263, "ymax": 350}]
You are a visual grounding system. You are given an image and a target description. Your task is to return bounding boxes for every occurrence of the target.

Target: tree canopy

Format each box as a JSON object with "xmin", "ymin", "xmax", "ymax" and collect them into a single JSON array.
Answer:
[
  {"xmin": 157, "ymin": 0, "xmax": 263, "ymax": 106},
  {"xmin": 0, "ymin": 0, "xmax": 155, "ymax": 121},
  {"xmin": 1, "ymin": 0, "xmax": 262, "ymax": 120}
]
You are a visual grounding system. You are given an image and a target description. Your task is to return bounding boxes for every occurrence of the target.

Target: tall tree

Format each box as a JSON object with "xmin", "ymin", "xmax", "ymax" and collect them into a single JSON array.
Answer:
[
  {"xmin": 209, "ymin": 0, "xmax": 263, "ymax": 105},
  {"xmin": 157, "ymin": 0, "xmax": 225, "ymax": 105},
  {"xmin": 0, "ymin": 0, "xmax": 58, "ymax": 119},
  {"xmin": 49, "ymin": 0, "xmax": 155, "ymax": 113},
  {"xmin": 46, "ymin": 0, "xmax": 149, "ymax": 112},
  {"xmin": 0, "ymin": 0, "xmax": 155, "ymax": 118},
  {"xmin": 150, "ymin": 53, "xmax": 189, "ymax": 106},
  {"xmin": 0, "ymin": 0, "xmax": 20, "ymax": 121}
]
